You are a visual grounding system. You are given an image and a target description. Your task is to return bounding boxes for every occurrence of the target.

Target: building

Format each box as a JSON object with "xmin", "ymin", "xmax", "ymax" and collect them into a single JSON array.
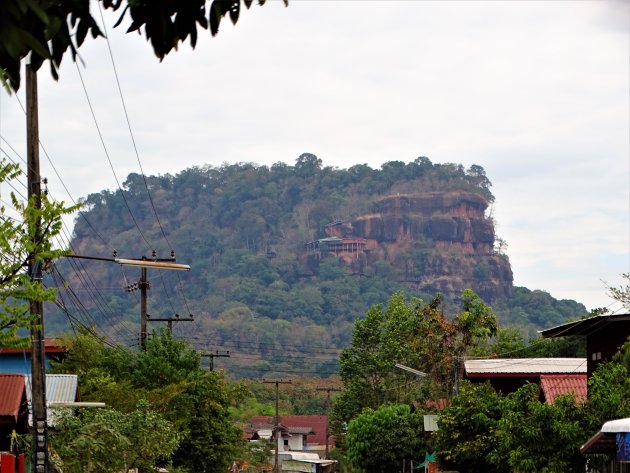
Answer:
[
  {"xmin": 464, "ymin": 358, "xmax": 587, "ymax": 399},
  {"xmin": 0, "ymin": 338, "xmax": 67, "ymax": 374},
  {"xmin": 581, "ymin": 417, "xmax": 630, "ymax": 473},
  {"xmin": 540, "ymin": 313, "xmax": 630, "ymax": 376},
  {"xmin": 0, "ymin": 374, "xmax": 29, "ymax": 451}
]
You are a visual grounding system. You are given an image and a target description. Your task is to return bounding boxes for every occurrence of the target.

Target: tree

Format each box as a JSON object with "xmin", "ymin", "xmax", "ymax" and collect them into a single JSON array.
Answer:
[
  {"xmin": 584, "ymin": 361, "xmax": 630, "ymax": 429},
  {"xmin": 52, "ymin": 330, "xmax": 242, "ymax": 473},
  {"xmin": 489, "ymin": 383, "xmax": 587, "ymax": 473},
  {"xmin": 346, "ymin": 404, "xmax": 427, "ymax": 473},
  {"xmin": 0, "ymin": 159, "xmax": 77, "ymax": 347},
  {"xmin": 0, "ymin": 0, "xmax": 287, "ymax": 91},
  {"xmin": 331, "ymin": 289, "xmax": 498, "ymax": 466},
  {"xmin": 607, "ymin": 273, "xmax": 630, "ymax": 310},
  {"xmin": 51, "ymin": 401, "xmax": 179, "ymax": 473},
  {"xmin": 434, "ymin": 382, "xmax": 507, "ymax": 473}
]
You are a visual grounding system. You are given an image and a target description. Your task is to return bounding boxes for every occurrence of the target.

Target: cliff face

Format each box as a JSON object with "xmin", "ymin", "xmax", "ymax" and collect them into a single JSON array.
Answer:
[{"xmin": 304, "ymin": 191, "xmax": 513, "ymax": 303}]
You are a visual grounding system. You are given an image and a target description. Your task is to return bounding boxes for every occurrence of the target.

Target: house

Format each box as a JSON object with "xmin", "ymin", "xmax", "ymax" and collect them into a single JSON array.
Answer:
[
  {"xmin": 0, "ymin": 338, "xmax": 67, "ymax": 374},
  {"xmin": 0, "ymin": 374, "xmax": 29, "ymax": 451},
  {"xmin": 540, "ymin": 313, "xmax": 630, "ymax": 376},
  {"xmin": 246, "ymin": 420, "xmax": 314, "ymax": 454},
  {"xmin": 464, "ymin": 358, "xmax": 587, "ymax": 400},
  {"xmin": 246, "ymin": 416, "xmax": 330, "ymax": 456},
  {"xmin": 581, "ymin": 417, "xmax": 630, "ymax": 472}
]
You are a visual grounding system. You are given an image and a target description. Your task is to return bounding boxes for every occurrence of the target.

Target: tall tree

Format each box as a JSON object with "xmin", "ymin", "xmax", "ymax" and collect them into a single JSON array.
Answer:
[{"xmin": 331, "ymin": 290, "xmax": 498, "ymax": 451}]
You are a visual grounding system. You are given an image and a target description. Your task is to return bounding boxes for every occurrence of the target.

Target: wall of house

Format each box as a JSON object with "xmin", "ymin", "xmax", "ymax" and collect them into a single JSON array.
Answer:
[{"xmin": 287, "ymin": 435, "xmax": 305, "ymax": 451}]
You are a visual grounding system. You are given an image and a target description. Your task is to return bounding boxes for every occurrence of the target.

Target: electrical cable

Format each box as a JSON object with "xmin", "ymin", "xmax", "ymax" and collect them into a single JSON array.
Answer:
[
  {"xmin": 96, "ymin": 5, "xmax": 197, "ymax": 320},
  {"xmin": 73, "ymin": 61, "xmax": 153, "ymax": 250}
]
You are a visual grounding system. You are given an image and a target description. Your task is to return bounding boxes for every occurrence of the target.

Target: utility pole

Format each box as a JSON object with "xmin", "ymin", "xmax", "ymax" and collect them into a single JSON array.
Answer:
[
  {"xmin": 201, "ymin": 350, "xmax": 230, "ymax": 371},
  {"xmin": 139, "ymin": 266, "xmax": 148, "ymax": 349},
  {"xmin": 263, "ymin": 379, "xmax": 291, "ymax": 473},
  {"xmin": 26, "ymin": 63, "xmax": 48, "ymax": 473},
  {"xmin": 119, "ymin": 255, "xmax": 190, "ymax": 350},
  {"xmin": 317, "ymin": 386, "xmax": 341, "ymax": 459},
  {"xmin": 146, "ymin": 313, "xmax": 194, "ymax": 335}
]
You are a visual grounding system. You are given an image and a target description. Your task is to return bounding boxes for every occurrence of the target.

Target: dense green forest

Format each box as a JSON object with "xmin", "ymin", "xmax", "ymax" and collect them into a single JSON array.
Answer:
[{"xmin": 46, "ymin": 155, "xmax": 587, "ymax": 377}]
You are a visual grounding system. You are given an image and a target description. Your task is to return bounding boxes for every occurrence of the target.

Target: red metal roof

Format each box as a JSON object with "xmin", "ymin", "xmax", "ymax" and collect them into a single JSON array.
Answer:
[
  {"xmin": 248, "ymin": 416, "xmax": 329, "ymax": 446},
  {"xmin": 539, "ymin": 374, "xmax": 587, "ymax": 405},
  {"xmin": 0, "ymin": 374, "xmax": 26, "ymax": 420}
]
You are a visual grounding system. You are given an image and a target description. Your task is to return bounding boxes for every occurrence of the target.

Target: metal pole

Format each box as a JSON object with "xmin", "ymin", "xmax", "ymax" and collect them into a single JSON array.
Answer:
[{"xmin": 26, "ymin": 63, "xmax": 48, "ymax": 473}]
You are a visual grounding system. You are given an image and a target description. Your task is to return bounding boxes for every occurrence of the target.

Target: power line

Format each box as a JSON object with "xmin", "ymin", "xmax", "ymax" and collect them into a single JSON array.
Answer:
[
  {"xmin": 73, "ymin": 61, "xmax": 152, "ymax": 250},
  {"xmin": 96, "ymin": 6, "xmax": 197, "ymax": 320}
]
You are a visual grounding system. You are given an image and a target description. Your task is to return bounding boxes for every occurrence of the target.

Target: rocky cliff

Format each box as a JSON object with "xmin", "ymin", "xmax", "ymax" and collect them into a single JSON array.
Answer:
[{"xmin": 303, "ymin": 191, "xmax": 513, "ymax": 303}]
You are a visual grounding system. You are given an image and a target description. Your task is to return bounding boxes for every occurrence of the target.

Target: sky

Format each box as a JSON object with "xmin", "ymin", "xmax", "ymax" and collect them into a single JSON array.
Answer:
[{"xmin": 0, "ymin": 0, "xmax": 628, "ymax": 313}]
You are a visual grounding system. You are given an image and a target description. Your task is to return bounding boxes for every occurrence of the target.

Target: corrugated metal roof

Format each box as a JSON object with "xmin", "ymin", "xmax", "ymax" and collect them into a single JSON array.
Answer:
[
  {"xmin": 602, "ymin": 418, "xmax": 630, "ymax": 433},
  {"xmin": 464, "ymin": 358, "xmax": 587, "ymax": 375},
  {"xmin": 25, "ymin": 374, "xmax": 78, "ymax": 404},
  {"xmin": 0, "ymin": 373, "xmax": 26, "ymax": 420},
  {"xmin": 249, "ymin": 416, "xmax": 328, "ymax": 446},
  {"xmin": 540, "ymin": 313, "xmax": 630, "ymax": 338},
  {"xmin": 26, "ymin": 374, "xmax": 79, "ymax": 427},
  {"xmin": 540, "ymin": 374, "xmax": 587, "ymax": 405}
]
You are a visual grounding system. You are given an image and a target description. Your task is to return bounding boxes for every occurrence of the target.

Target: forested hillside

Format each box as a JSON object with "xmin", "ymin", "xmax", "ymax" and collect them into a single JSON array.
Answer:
[{"xmin": 47, "ymin": 155, "xmax": 587, "ymax": 377}]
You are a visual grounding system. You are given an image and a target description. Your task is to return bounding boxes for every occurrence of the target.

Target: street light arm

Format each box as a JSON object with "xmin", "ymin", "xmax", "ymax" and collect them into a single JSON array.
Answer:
[
  {"xmin": 115, "ymin": 258, "xmax": 191, "ymax": 271},
  {"xmin": 395, "ymin": 363, "xmax": 428, "ymax": 377}
]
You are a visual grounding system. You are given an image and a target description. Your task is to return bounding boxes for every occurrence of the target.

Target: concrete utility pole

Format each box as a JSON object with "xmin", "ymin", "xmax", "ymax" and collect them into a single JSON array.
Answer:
[
  {"xmin": 317, "ymin": 386, "xmax": 341, "ymax": 459},
  {"xmin": 139, "ymin": 266, "xmax": 148, "ymax": 349},
  {"xmin": 263, "ymin": 379, "xmax": 292, "ymax": 473},
  {"xmin": 146, "ymin": 313, "xmax": 194, "ymax": 335},
  {"xmin": 116, "ymin": 256, "xmax": 190, "ymax": 350},
  {"xmin": 201, "ymin": 350, "xmax": 230, "ymax": 371},
  {"xmin": 26, "ymin": 63, "xmax": 48, "ymax": 473}
]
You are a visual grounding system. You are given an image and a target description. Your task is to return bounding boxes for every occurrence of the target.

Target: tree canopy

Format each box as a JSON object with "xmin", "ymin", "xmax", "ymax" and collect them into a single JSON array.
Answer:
[
  {"xmin": 0, "ymin": 0, "xmax": 287, "ymax": 91},
  {"xmin": 52, "ymin": 328, "xmax": 242, "ymax": 473},
  {"xmin": 46, "ymin": 156, "xmax": 586, "ymax": 376}
]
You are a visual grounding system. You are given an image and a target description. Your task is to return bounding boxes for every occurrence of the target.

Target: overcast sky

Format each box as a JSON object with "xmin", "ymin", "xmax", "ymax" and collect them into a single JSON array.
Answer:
[{"xmin": 1, "ymin": 0, "xmax": 628, "ymax": 313}]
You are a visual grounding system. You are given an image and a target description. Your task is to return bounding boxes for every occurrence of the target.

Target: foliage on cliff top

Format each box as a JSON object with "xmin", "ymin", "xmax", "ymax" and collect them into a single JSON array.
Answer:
[{"xmin": 47, "ymin": 155, "xmax": 586, "ymax": 377}]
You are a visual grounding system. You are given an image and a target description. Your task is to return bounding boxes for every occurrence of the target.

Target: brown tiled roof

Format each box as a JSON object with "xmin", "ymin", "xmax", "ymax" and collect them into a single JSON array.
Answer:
[
  {"xmin": 248, "ymin": 416, "xmax": 328, "ymax": 446},
  {"xmin": 540, "ymin": 374, "xmax": 587, "ymax": 405},
  {"xmin": 0, "ymin": 374, "xmax": 26, "ymax": 420}
]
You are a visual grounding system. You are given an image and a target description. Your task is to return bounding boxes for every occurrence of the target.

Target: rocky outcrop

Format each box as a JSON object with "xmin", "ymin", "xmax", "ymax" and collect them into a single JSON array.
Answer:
[{"xmin": 302, "ymin": 191, "xmax": 513, "ymax": 302}]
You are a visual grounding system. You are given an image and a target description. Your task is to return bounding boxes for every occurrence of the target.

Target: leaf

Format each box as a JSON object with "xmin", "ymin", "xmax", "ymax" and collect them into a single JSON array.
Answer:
[
  {"xmin": 229, "ymin": 0, "xmax": 240, "ymax": 25},
  {"xmin": 209, "ymin": 1, "xmax": 224, "ymax": 36}
]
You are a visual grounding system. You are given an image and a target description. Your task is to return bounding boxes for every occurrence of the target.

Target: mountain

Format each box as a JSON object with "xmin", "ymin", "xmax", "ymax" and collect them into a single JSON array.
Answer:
[{"xmin": 47, "ymin": 155, "xmax": 587, "ymax": 377}]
